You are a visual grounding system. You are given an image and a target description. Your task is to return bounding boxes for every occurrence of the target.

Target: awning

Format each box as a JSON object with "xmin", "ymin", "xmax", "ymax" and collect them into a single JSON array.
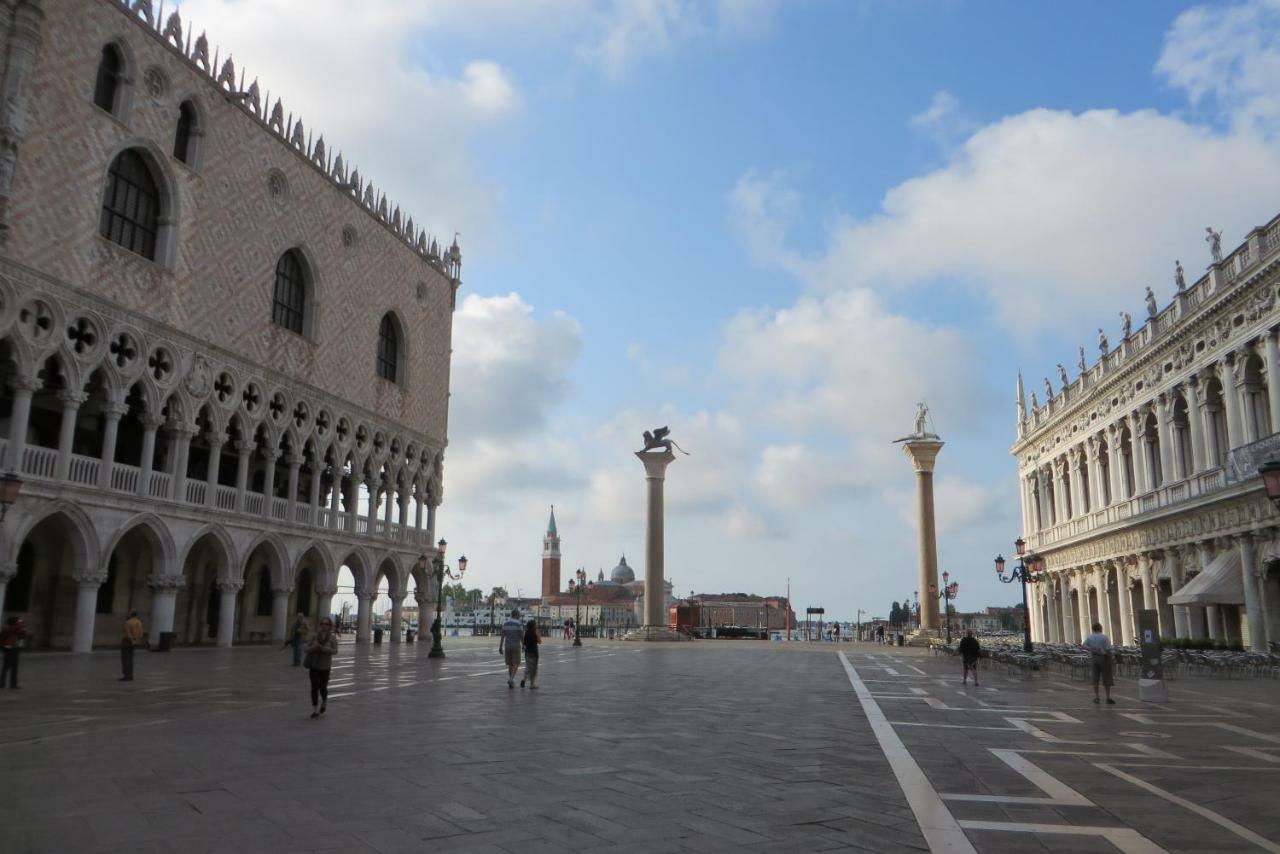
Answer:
[{"xmin": 1168, "ymin": 550, "xmax": 1244, "ymax": 606}]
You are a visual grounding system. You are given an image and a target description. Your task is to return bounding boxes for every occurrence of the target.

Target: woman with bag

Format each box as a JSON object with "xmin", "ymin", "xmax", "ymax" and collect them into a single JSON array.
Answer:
[
  {"xmin": 305, "ymin": 617, "xmax": 338, "ymax": 718},
  {"xmin": 520, "ymin": 619, "xmax": 540, "ymax": 689}
]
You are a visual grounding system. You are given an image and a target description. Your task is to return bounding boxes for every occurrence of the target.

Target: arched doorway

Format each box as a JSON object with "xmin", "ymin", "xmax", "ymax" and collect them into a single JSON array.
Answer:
[
  {"xmin": 7, "ymin": 510, "xmax": 96, "ymax": 648},
  {"xmin": 174, "ymin": 530, "xmax": 232, "ymax": 645},
  {"xmin": 237, "ymin": 538, "xmax": 286, "ymax": 643}
]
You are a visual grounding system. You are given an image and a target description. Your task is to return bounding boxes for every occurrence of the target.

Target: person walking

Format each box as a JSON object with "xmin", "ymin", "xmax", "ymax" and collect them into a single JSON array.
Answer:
[
  {"xmin": 958, "ymin": 630, "xmax": 981, "ymax": 686},
  {"xmin": 1083, "ymin": 622, "xmax": 1116, "ymax": 704},
  {"xmin": 0, "ymin": 617, "xmax": 27, "ymax": 689},
  {"xmin": 306, "ymin": 617, "xmax": 338, "ymax": 718},
  {"xmin": 285, "ymin": 614, "xmax": 310, "ymax": 666},
  {"xmin": 498, "ymin": 609, "xmax": 523, "ymax": 689},
  {"xmin": 121, "ymin": 611, "xmax": 143, "ymax": 681},
  {"xmin": 520, "ymin": 618, "xmax": 540, "ymax": 689}
]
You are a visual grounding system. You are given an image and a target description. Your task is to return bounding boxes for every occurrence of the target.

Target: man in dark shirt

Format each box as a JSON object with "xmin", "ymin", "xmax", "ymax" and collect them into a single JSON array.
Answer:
[
  {"xmin": 498, "ymin": 609, "xmax": 524, "ymax": 689},
  {"xmin": 958, "ymin": 630, "xmax": 981, "ymax": 686}
]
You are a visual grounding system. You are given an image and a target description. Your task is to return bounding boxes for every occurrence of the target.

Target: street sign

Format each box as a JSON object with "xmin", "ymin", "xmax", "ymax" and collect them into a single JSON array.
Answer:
[
  {"xmin": 1136, "ymin": 608, "xmax": 1167, "ymax": 702},
  {"xmin": 806, "ymin": 607, "xmax": 825, "ymax": 615}
]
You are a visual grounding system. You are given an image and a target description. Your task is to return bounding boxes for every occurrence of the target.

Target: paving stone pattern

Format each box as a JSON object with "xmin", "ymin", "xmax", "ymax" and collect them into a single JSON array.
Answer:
[{"xmin": 0, "ymin": 638, "xmax": 929, "ymax": 853}]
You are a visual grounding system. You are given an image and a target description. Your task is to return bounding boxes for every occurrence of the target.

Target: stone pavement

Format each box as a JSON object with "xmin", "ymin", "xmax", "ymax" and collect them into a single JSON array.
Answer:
[{"xmin": 2, "ymin": 639, "xmax": 1279, "ymax": 853}]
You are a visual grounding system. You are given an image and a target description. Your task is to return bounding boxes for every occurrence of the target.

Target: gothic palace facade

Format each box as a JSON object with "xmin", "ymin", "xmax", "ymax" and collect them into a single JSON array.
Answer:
[
  {"xmin": 0, "ymin": 0, "xmax": 462, "ymax": 650},
  {"xmin": 1013, "ymin": 215, "xmax": 1280, "ymax": 652}
]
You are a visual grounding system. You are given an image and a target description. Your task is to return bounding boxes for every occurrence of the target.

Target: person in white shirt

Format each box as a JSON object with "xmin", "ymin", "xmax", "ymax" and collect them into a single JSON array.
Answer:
[
  {"xmin": 498, "ymin": 609, "xmax": 525, "ymax": 689},
  {"xmin": 1081, "ymin": 622, "xmax": 1116, "ymax": 705}
]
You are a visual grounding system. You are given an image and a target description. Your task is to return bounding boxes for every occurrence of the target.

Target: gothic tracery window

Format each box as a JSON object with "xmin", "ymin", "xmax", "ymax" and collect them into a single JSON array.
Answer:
[
  {"xmin": 99, "ymin": 150, "xmax": 160, "ymax": 260},
  {"xmin": 272, "ymin": 250, "xmax": 307, "ymax": 335},
  {"xmin": 93, "ymin": 44, "xmax": 123, "ymax": 114},
  {"xmin": 173, "ymin": 100, "xmax": 197, "ymax": 164}
]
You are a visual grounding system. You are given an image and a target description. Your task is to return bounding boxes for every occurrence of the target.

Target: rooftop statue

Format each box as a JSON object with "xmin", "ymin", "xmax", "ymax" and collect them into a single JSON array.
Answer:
[
  {"xmin": 1030, "ymin": 390, "xmax": 1039, "ymax": 410},
  {"xmin": 1145, "ymin": 286, "xmax": 1158, "ymax": 319},
  {"xmin": 1044, "ymin": 376, "xmax": 1053, "ymax": 401},
  {"xmin": 1175, "ymin": 260, "xmax": 1186, "ymax": 292},
  {"xmin": 640, "ymin": 426, "xmax": 689, "ymax": 455},
  {"xmin": 1119, "ymin": 311, "xmax": 1132, "ymax": 340},
  {"xmin": 1057, "ymin": 363, "xmax": 1069, "ymax": 390},
  {"xmin": 1077, "ymin": 345, "xmax": 1087, "ymax": 374},
  {"xmin": 1098, "ymin": 328, "xmax": 1109, "ymax": 355},
  {"xmin": 1206, "ymin": 227, "xmax": 1223, "ymax": 264}
]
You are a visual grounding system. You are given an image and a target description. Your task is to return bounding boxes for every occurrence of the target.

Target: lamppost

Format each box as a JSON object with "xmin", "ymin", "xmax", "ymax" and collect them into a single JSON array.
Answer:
[
  {"xmin": 568, "ymin": 567, "xmax": 592, "ymax": 647},
  {"xmin": 0, "ymin": 471, "xmax": 22, "ymax": 523},
  {"xmin": 912, "ymin": 590, "xmax": 919, "ymax": 632},
  {"xmin": 856, "ymin": 608, "xmax": 865, "ymax": 641},
  {"xmin": 938, "ymin": 571, "xmax": 959, "ymax": 643},
  {"xmin": 421, "ymin": 539, "xmax": 466, "ymax": 659},
  {"xmin": 995, "ymin": 536, "xmax": 1045, "ymax": 653},
  {"xmin": 488, "ymin": 592, "xmax": 496, "ymax": 637}
]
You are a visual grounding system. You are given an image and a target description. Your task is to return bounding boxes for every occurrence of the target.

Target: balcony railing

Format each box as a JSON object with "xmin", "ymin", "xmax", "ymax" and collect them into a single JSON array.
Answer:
[
  {"xmin": 1028, "ymin": 464, "xmax": 1233, "ymax": 550},
  {"xmin": 0, "ymin": 438, "xmax": 436, "ymax": 547}
]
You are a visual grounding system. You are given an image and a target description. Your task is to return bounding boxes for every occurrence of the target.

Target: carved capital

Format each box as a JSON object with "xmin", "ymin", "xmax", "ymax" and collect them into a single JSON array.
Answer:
[
  {"xmin": 140, "ymin": 413, "xmax": 167, "ymax": 431},
  {"xmin": 0, "ymin": 562, "xmax": 17, "ymax": 583},
  {"xmin": 204, "ymin": 430, "xmax": 225, "ymax": 447},
  {"xmin": 214, "ymin": 580, "xmax": 244, "ymax": 593},
  {"xmin": 102, "ymin": 401, "xmax": 130, "ymax": 419},
  {"xmin": 147, "ymin": 573, "xmax": 185, "ymax": 591},
  {"xmin": 313, "ymin": 585, "xmax": 337, "ymax": 597},
  {"xmin": 235, "ymin": 440, "xmax": 257, "ymax": 455},
  {"xmin": 72, "ymin": 569, "xmax": 109, "ymax": 587},
  {"xmin": 11, "ymin": 373, "xmax": 41, "ymax": 393},
  {"xmin": 285, "ymin": 454, "xmax": 305, "ymax": 468},
  {"xmin": 58, "ymin": 390, "xmax": 89, "ymax": 408},
  {"xmin": 272, "ymin": 586, "xmax": 295, "ymax": 597}
]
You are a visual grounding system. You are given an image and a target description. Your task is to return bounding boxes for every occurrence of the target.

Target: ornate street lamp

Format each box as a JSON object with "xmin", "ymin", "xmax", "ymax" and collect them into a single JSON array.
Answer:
[
  {"xmin": 995, "ymin": 536, "xmax": 1044, "ymax": 653},
  {"xmin": 0, "ymin": 471, "xmax": 22, "ymax": 523},
  {"xmin": 423, "ymin": 538, "xmax": 466, "ymax": 658},
  {"xmin": 1259, "ymin": 462, "xmax": 1280, "ymax": 511},
  {"xmin": 568, "ymin": 567, "xmax": 593, "ymax": 647},
  {"xmin": 938, "ymin": 571, "xmax": 959, "ymax": 644}
]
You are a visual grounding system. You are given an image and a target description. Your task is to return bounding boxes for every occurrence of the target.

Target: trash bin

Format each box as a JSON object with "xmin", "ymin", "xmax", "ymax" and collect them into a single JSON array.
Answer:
[
  {"xmin": 374, "ymin": 627, "xmax": 383, "ymax": 644},
  {"xmin": 156, "ymin": 631, "xmax": 174, "ymax": 652},
  {"xmin": 896, "ymin": 632, "xmax": 905, "ymax": 647},
  {"xmin": 405, "ymin": 629, "xmax": 415, "ymax": 643}
]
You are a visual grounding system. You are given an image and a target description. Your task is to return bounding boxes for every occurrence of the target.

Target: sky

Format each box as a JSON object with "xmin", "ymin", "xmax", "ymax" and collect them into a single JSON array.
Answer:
[{"xmin": 179, "ymin": 0, "xmax": 1280, "ymax": 622}]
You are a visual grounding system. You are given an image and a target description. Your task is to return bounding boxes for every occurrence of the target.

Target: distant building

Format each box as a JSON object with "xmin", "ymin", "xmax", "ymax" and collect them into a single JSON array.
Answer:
[{"xmin": 679, "ymin": 593, "xmax": 795, "ymax": 632}]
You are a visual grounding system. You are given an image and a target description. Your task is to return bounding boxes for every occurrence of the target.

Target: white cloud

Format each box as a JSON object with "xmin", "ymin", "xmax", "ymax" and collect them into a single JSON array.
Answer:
[
  {"xmin": 449, "ymin": 293, "xmax": 583, "ymax": 440},
  {"xmin": 459, "ymin": 61, "xmax": 519, "ymax": 114},
  {"xmin": 727, "ymin": 170, "xmax": 805, "ymax": 272},
  {"xmin": 582, "ymin": 0, "xmax": 779, "ymax": 75},
  {"xmin": 909, "ymin": 90, "xmax": 976, "ymax": 152},
  {"xmin": 1157, "ymin": 0, "xmax": 1280, "ymax": 136}
]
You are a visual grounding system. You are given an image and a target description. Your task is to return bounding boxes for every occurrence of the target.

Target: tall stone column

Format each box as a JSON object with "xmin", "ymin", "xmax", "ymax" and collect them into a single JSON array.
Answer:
[
  {"xmin": 389, "ymin": 590, "xmax": 404, "ymax": 642},
  {"xmin": 148, "ymin": 574, "xmax": 183, "ymax": 641},
  {"xmin": 204, "ymin": 432, "xmax": 223, "ymax": 508},
  {"xmin": 1137, "ymin": 553, "xmax": 1156, "ymax": 610},
  {"xmin": 215, "ymin": 581, "xmax": 241, "ymax": 647},
  {"xmin": 1168, "ymin": 546, "xmax": 1190, "ymax": 639},
  {"xmin": 4, "ymin": 374, "xmax": 39, "ymax": 471},
  {"xmin": 98, "ymin": 399, "xmax": 127, "ymax": 490},
  {"xmin": 271, "ymin": 587, "xmax": 292, "ymax": 643},
  {"xmin": 1156, "ymin": 395, "xmax": 1175, "ymax": 484},
  {"xmin": 1045, "ymin": 580, "xmax": 1060, "ymax": 642},
  {"xmin": 1128, "ymin": 412, "xmax": 1148, "ymax": 493},
  {"xmin": 636, "ymin": 447, "xmax": 677, "ymax": 632},
  {"xmin": 70, "ymin": 569, "xmax": 107, "ymax": 653},
  {"xmin": 356, "ymin": 592, "xmax": 373, "ymax": 642},
  {"xmin": 54, "ymin": 390, "xmax": 87, "ymax": 481},
  {"xmin": 136, "ymin": 414, "xmax": 164, "ymax": 497},
  {"xmin": 285, "ymin": 454, "xmax": 303, "ymax": 523},
  {"xmin": 1059, "ymin": 575, "xmax": 1075, "ymax": 643},
  {"xmin": 1076, "ymin": 572, "xmax": 1092, "ymax": 640},
  {"xmin": 234, "ymin": 441, "xmax": 255, "ymax": 511},
  {"xmin": 1237, "ymin": 533, "xmax": 1268, "ymax": 652},
  {"xmin": 1116, "ymin": 562, "xmax": 1135, "ymax": 645},
  {"xmin": 1093, "ymin": 565, "xmax": 1112, "ymax": 638},
  {"xmin": 316, "ymin": 585, "xmax": 336, "ymax": 623},
  {"xmin": 1220, "ymin": 356, "xmax": 1244, "ymax": 452},
  {"xmin": 1265, "ymin": 332, "xmax": 1280, "ymax": 436},
  {"xmin": 329, "ymin": 470, "xmax": 343, "ymax": 529},
  {"xmin": 1184, "ymin": 380, "xmax": 1206, "ymax": 475},
  {"xmin": 901, "ymin": 438, "xmax": 943, "ymax": 631},
  {"xmin": 261, "ymin": 449, "xmax": 279, "ymax": 515}
]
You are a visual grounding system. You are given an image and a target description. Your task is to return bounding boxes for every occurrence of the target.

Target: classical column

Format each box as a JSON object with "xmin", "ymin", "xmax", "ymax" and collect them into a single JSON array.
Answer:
[
  {"xmin": 1116, "ymin": 562, "xmax": 1135, "ymax": 645},
  {"xmin": 1035, "ymin": 468, "xmax": 1049, "ymax": 527},
  {"xmin": 1156, "ymin": 395, "xmax": 1175, "ymax": 484},
  {"xmin": 1206, "ymin": 604, "xmax": 1223, "ymax": 642},
  {"xmin": 169, "ymin": 424, "xmax": 195, "ymax": 503},
  {"xmin": 416, "ymin": 590, "xmax": 432, "ymax": 633},
  {"xmin": 70, "ymin": 569, "xmax": 107, "ymax": 653},
  {"xmin": 204, "ymin": 432, "xmax": 224, "ymax": 508},
  {"xmin": 136, "ymin": 414, "xmax": 164, "ymax": 497},
  {"xmin": 893, "ymin": 437, "xmax": 942, "ymax": 632},
  {"xmin": 261, "ymin": 449, "xmax": 279, "ymax": 515},
  {"xmin": 285, "ymin": 454, "xmax": 303, "ymax": 523},
  {"xmin": 364, "ymin": 477, "xmax": 379, "ymax": 533},
  {"xmin": 307, "ymin": 459, "xmax": 323, "ymax": 525},
  {"xmin": 1265, "ymin": 332, "xmax": 1280, "ymax": 437},
  {"xmin": 1128, "ymin": 411, "xmax": 1149, "ymax": 493},
  {"xmin": 329, "ymin": 469, "xmax": 342, "ymax": 530},
  {"xmin": 1106, "ymin": 425, "xmax": 1125, "ymax": 502},
  {"xmin": 1076, "ymin": 572, "xmax": 1092, "ymax": 640},
  {"xmin": 397, "ymin": 488, "xmax": 410, "ymax": 541},
  {"xmin": 1237, "ymin": 533, "xmax": 1268, "ymax": 652},
  {"xmin": 1052, "ymin": 460, "xmax": 1068, "ymax": 521},
  {"xmin": 426, "ymin": 502, "xmax": 438, "ymax": 542},
  {"xmin": 414, "ymin": 489, "xmax": 425, "ymax": 535},
  {"xmin": 271, "ymin": 586, "xmax": 292, "ymax": 643},
  {"xmin": 148, "ymin": 574, "xmax": 183, "ymax": 640},
  {"xmin": 1086, "ymin": 439, "xmax": 1103, "ymax": 512},
  {"xmin": 1059, "ymin": 574, "xmax": 1075, "ymax": 643},
  {"xmin": 1220, "ymin": 356, "xmax": 1244, "ymax": 452},
  {"xmin": 636, "ymin": 446, "xmax": 680, "ymax": 632},
  {"xmin": 1184, "ymin": 379, "xmax": 1206, "ymax": 475},
  {"xmin": 1045, "ymin": 580, "xmax": 1060, "ymax": 642},
  {"xmin": 383, "ymin": 484, "xmax": 396, "ymax": 529},
  {"xmin": 389, "ymin": 590, "xmax": 404, "ymax": 642},
  {"xmin": 1068, "ymin": 450, "xmax": 1084, "ymax": 517},
  {"xmin": 4, "ymin": 374, "xmax": 39, "ymax": 471},
  {"xmin": 356, "ymin": 592, "xmax": 373, "ymax": 643},
  {"xmin": 316, "ymin": 585, "xmax": 335, "ymax": 622},
  {"xmin": 215, "ymin": 581, "xmax": 241, "ymax": 647},
  {"xmin": 234, "ymin": 441, "xmax": 255, "ymax": 512},
  {"xmin": 97, "ymin": 399, "xmax": 127, "ymax": 490},
  {"xmin": 1093, "ymin": 565, "xmax": 1112, "ymax": 638},
  {"xmin": 1137, "ymin": 553, "xmax": 1156, "ymax": 612},
  {"xmin": 1168, "ymin": 547, "xmax": 1190, "ymax": 639},
  {"xmin": 54, "ymin": 390, "xmax": 87, "ymax": 481}
]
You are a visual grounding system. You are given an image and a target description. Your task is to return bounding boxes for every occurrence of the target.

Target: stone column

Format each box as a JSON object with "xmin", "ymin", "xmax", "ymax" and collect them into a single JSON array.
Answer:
[
  {"xmin": 426, "ymin": 502, "xmax": 438, "ymax": 543},
  {"xmin": 636, "ymin": 447, "xmax": 679, "ymax": 632},
  {"xmin": 389, "ymin": 590, "xmax": 404, "ymax": 642},
  {"xmin": 316, "ymin": 585, "xmax": 335, "ymax": 622},
  {"xmin": 204, "ymin": 432, "xmax": 224, "ymax": 508},
  {"xmin": 172, "ymin": 425, "xmax": 195, "ymax": 502},
  {"xmin": 1045, "ymin": 580, "xmax": 1060, "ymax": 642},
  {"xmin": 1086, "ymin": 440, "xmax": 1103, "ymax": 512},
  {"xmin": 1093, "ymin": 565, "xmax": 1112, "ymax": 639},
  {"xmin": 1075, "ymin": 572, "xmax": 1092, "ymax": 640},
  {"xmin": 234, "ymin": 441, "xmax": 255, "ymax": 511},
  {"xmin": 397, "ymin": 488, "xmax": 410, "ymax": 541},
  {"xmin": 356, "ymin": 592, "xmax": 374, "ymax": 642},
  {"xmin": 136, "ymin": 414, "xmax": 164, "ymax": 497},
  {"xmin": 1168, "ymin": 546, "xmax": 1190, "ymax": 639},
  {"xmin": 384, "ymin": 484, "xmax": 396, "ymax": 529},
  {"xmin": 54, "ymin": 390, "xmax": 87, "ymax": 481},
  {"xmin": 365, "ymin": 477, "xmax": 379, "ymax": 533},
  {"xmin": 261, "ymin": 449, "xmax": 279, "ymax": 516},
  {"xmin": 4, "ymin": 374, "xmax": 39, "ymax": 471},
  {"xmin": 1184, "ymin": 380, "xmax": 1206, "ymax": 475},
  {"xmin": 1220, "ymin": 356, "xmax": 1244, "ymax": 452},
  {"xmin": 70, "ymin": 569, "xmax": 107, "ymax": 653},
  {"xmin": 1206, "ymin": 604, "xmax": 1223, "ymax": 642},
  {"xmin": 271, "ymin": 587, "xmax": 292, "ymax": 643},
  {"xmin": 1059, "ymin": 574, "xmax": 1076, "ymax": 643},
  {"xmin": 215, "ymin": 581, "xmax": 241, "ymax": 647},
  {"xmin": 414, "ymin": 490, "xmax": 425, "ymax": 537},
  {"xmin": 1137, "ymin": 553, "xmax": 1156, "ymax": 611},
  {"xmin": 148, "ymin": 574, "xmax": 183, "ymax": 640},
  {"xmin": 1190, "ymin": 541, "xmax": 1213, "ymax": 641},
  {"xmin": 1128, "ymin": 412, "xmax": 1148, "ymax": 493},
  {"xmin": 1156, "ymin": 395, "xmax": 1175, "ymax": 485},
  {"xmin": 1237, "ymin": 533, "xmax": 1268, "ymax": 652},
  {"xmin": 329, "ymin": 469, "xmax": 343, "ymax": 530},
  {"xmin": 1116, "ymin": 562, "xmax": 1134, "ymax": 645},
  {"xmin": 416, "ymin": 590, "xmax": 432, "ymax": 634},
  {"xmin": 1106, "ymin": 425, "xmax": 1125, "ymax": 502},
  {"xmin": 97, "ymin": 399, "xmax": 127, "ymax": 489},
  {"xmin": 1051, "ymin": 460, "xmax": 1067, "ymax": 521},
  {"xmin": 307, "ymin": 459, "xmax": 323, "ymax": 525},
  {"xmin": 285, "ymin": 454, "xmax": 303, "ymax": 523},
  {"xmin": 1265, "ymin": 332, "xmax": 1280, "ymax": 437}
]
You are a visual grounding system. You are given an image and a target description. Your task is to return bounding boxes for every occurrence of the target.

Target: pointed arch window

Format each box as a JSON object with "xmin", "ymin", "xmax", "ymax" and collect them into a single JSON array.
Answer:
[
  {"xmin": 93, "ymin": 44, "xmax": 123, "ymax": 113},
  {"xmin": 272, "ymin": 250, "xmax": 307, "ymax": 335},
  {"xmin": 100, "ymin": 149, "xmax": 160, "ymax": 260},
  {"xmin": 376, "ymin": 313, "xmax": 401, "ymax": 383},
  {"xmin": 173, "ymin": 100, "xmax": 197, "ymax": 164}
]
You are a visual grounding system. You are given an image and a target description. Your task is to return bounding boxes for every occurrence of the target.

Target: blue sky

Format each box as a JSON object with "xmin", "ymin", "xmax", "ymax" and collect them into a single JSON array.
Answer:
[{"xmin": 184, "ymin": 0, "xmax": 1280, "ymax": 620}]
